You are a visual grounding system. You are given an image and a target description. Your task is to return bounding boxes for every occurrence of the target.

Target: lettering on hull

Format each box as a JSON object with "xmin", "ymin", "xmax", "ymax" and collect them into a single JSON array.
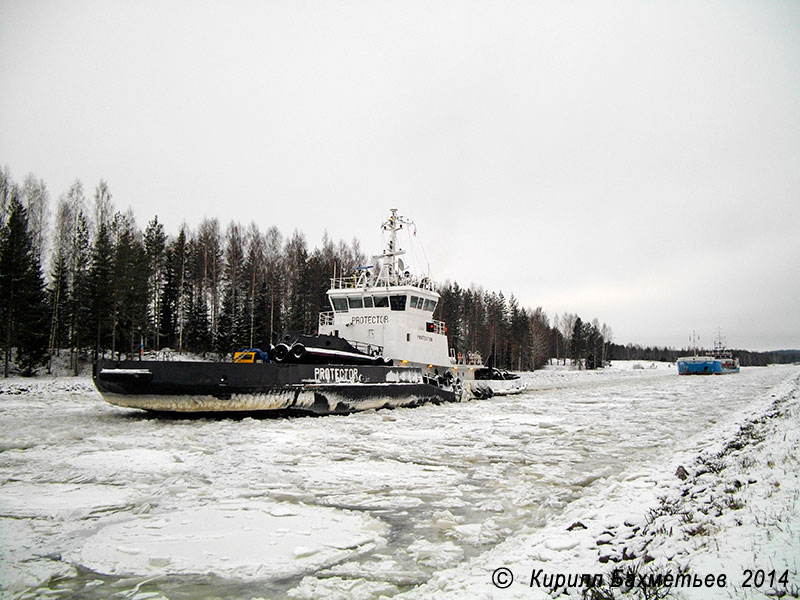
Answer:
[
  {"xmin": 313, "ymin": 367, "xmax": 362, "ymax": 383},
  {"xmin": 350, "ymin": 315, "xmax": 389, "ymax": 325}
]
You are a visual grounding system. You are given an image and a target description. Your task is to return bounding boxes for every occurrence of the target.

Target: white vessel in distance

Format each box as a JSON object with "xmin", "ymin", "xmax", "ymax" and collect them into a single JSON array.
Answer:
[{"xmin": 317, "ymin": 209, "xmax": 525, "ymax": 397}]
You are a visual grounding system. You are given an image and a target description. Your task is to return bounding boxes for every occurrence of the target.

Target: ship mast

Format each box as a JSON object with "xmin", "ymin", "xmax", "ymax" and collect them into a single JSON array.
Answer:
[
  {"xmin": 377, "ymin": 208, "xmax": 414, "ymax": 286},
  {"xmin": 690, "ymin": 330, "xmax": 700, "ymax": 357},
  {"xmin": 714, "ymin": 327, "xmax": 726, "ymax": 354}
]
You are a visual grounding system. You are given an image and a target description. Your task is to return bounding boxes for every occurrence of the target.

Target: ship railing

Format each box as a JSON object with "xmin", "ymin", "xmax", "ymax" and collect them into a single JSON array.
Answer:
[
  {"xmin": 348, "ymin": 340, "xmax": 384, "ymax": 357},
  {"xmin": 379, "ymin": 274, "xmax": 437, "ymax": 291},
  {"xmin": 432, "ymin": 320, "xmax": 446, "ymax": 335},
  {"xmin": 330, "ymin": 276, "xmax": 362, "ymax": 289},
  {"xmin": 455, "ymin": 351, "xmax": 483, "ymax": 366},
  {"xmin": 329, "ymin": 274, "xmax": 437, "ymax": 291},
  {"xmin": 319, "ymin": 312, "xmax": 335, "ymax": 328}
]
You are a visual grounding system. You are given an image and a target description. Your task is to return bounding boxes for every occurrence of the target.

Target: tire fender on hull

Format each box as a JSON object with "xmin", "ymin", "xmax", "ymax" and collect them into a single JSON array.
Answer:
[
  {"xmin": 290, "ymin": 343, "xmax": 306, "ymax": 361},
  {"xmin": 272, "ymin": 343, "xmax": 290, "ymax": 362}
]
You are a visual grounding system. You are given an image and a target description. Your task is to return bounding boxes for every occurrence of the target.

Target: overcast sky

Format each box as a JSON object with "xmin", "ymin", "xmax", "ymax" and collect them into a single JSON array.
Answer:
[{"xmin": 1, "ymin": 0, "xmax": 798, "ymax": 352}]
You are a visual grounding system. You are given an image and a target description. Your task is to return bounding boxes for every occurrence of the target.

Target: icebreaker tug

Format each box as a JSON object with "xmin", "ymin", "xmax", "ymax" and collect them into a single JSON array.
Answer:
[{"xmin": 93, "ymin": 210, "xmax": 524, "ymax": 415}]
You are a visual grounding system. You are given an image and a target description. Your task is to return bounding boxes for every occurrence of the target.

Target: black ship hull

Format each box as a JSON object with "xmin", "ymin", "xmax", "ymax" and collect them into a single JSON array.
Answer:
[{"xmin": 93, "ymin": 359, "xmax": 460, "ymax": 415}]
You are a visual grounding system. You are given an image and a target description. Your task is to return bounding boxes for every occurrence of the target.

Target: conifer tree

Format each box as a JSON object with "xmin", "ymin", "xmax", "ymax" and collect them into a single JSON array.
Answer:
[
  {"xmin": 508, "ymin": 295, "xmax": 529, "ymax": 369},
  {"xmin": 144, "ymin": 216, "xmax": 167, "ymax": 350},
  {"xmin": 529, "ymin": 307, "xmax": 551, "ymax": 369},
  {"xmin": 243, "ymin": 223, "xmax": 265, "ymax": 348},
  {"xmin": 0, "ymin": 198, "xmax": 49, "ymax": 376},
  {"xmin": 88, "ymin": 221, "xmax": 114, "ymax": 359},
  {"xmin": 110, "ymin": 212, "xmax": 148, "ymax": 358},
  {"xmin": 68, "ymin": 212, "xmax": 91, "ymax": 374},
  {"xmin": 159, "ymin": 228, "xmax": 187, "ymax": 350},
  {"xmin": 216, "ymin": 222, "xmax": 247, "ymax": 353},
  {"xmin": 569, "ymin": 317, "xmax": 586, "ymax": 368},
  {"xmin": 47, "ymin": 247, "xmax": 70, "ymax": 365},
  {"xmin": 285, "ymin": 230, "xmax": 310, "ymax": 332},
  {"xmin": 183, "ymin": 236, "xmax": 211, "ymax": 353},
  {"xmin": 437, "ymin": 281, "xmax": 464, "ymax": 357}
]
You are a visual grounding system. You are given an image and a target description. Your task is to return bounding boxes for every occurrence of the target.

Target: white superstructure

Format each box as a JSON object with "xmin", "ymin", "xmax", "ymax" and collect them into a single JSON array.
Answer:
[
  {"xmin": 318, "ymin": 209, "xmax": 452, "ymax": 372},
  {"xmin": 318, "ymin": 210, "xmax": 524, "ymax": 394}
]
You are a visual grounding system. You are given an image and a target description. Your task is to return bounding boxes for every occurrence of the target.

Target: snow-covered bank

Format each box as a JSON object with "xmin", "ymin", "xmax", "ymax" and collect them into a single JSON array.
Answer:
[
  {"xmin": 1, "ymin": 364, "xmax": 798, "ymax": 599},
  {"xmin": 394, "ymin": 368, "xmax": 800, "ymax": 600}
]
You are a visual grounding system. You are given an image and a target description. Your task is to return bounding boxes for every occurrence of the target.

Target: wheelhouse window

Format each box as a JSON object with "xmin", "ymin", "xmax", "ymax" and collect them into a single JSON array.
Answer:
[
  {"xmin": 331, "ymin": 297, "xmax": 349, "ymax": 312},
  {"xmin": 363, "ymin": 296, "xmax": 374, "ymax": 308},
  {"xmin": 423, "ymin": 299, "xmax": 437, "ymax": 311},
  {"xmin": 348, "ymin": 297, "xmax": 363, "ymax": 309},
  {"xmin": 410, "ymin": 295, "xmax": 420, "ymax": 309},
  {"xmin": 373, "ymin": 295, "xmax": 389, "ymax": 308},
  {"xmin": 389, "ymin": 295, "xmax": 407, "ymax": 311}
]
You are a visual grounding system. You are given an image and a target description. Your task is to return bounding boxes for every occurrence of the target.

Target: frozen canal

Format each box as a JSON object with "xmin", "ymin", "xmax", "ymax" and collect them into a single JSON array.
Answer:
[{"xmin": 1, "ymin": 363, "xmax": 798, "ymax": 599}]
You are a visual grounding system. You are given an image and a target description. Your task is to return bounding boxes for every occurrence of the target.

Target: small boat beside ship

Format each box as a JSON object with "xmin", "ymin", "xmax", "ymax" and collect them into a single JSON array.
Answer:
[
  {"xmin": 677, "ymin": 331, "xmax": 740, "ymax": 375},
  {"xmin": 93, "ymin": 210, "xmax": 526, "ymax": 415}
]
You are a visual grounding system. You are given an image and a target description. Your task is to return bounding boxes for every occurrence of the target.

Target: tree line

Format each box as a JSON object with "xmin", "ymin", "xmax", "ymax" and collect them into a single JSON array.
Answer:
[
  {"xmin": 436, "ymin": 283, "xmax": 614, "ymax": 371},
  {"xmin": 1, "ymin": 170, "xmax": 367, "ymax": 375},
  {"xmin": 605, "ymin": 343, "xmax": 799, "ymax": 367},
  {"xmin": 1, "ymin": 167, "xmax": 795, "ymax": 376}
]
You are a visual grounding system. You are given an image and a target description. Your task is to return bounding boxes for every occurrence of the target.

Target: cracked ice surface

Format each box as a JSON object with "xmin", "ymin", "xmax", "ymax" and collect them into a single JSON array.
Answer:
[{"xmin": 1, "ymin": 362, "xmax": 797, "ymax": 598}]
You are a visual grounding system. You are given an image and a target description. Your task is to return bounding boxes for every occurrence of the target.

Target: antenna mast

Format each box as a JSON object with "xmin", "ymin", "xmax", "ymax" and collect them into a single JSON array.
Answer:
[
  {"xmin": 690, "ymin": 330, "xmax": 700, "ymax": 357},
  {"xmin": 381, "ymin": 208, "xmax": 416, "ymax": 279},
  {"xmin": 714, "ymin": 327, "xmax": 726, "ymax": 354}
]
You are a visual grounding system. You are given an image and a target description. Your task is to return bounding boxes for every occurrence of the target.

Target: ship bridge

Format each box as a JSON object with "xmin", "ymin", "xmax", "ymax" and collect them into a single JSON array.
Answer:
[{"xmin": 317, "ymin": 210, "xmax": 452, "ymax": 370}]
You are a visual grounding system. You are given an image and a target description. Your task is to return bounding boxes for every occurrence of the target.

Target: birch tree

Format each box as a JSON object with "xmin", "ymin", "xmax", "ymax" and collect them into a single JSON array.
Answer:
[{"xmin": 21, "ymin": 174, "xmax": 49, "ymax": 260}]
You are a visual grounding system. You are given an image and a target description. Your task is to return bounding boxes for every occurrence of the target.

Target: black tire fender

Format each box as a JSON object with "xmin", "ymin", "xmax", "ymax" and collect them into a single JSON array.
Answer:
[
  {"xmin": 273, "ymin": 343, "xmax": 290, "ymax": 362},
  {"xmin": 290, "ymin": 343, "xmax": 306, "ymax": 361}
]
